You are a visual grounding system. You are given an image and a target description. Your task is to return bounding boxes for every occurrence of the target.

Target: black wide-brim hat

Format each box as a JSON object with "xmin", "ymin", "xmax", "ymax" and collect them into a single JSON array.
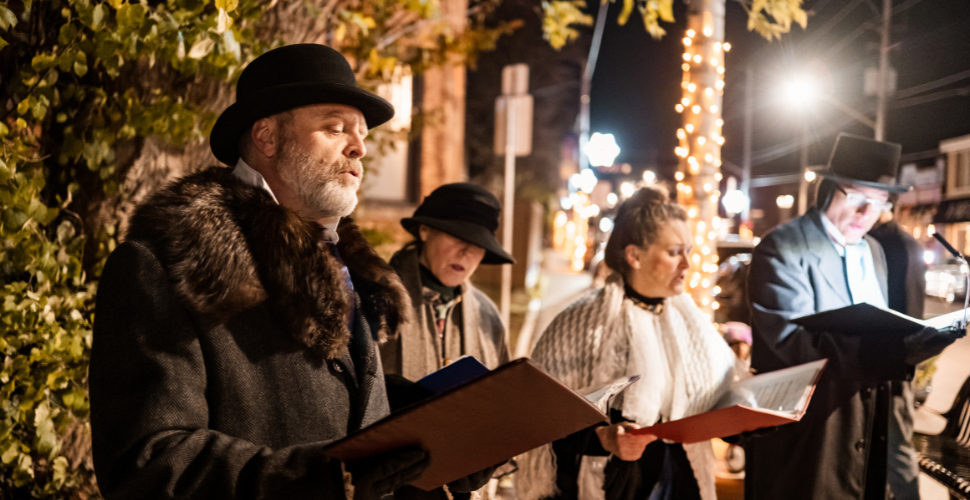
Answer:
[
  {"xmin": 402, "ymin": 183, "xmax": 515, "ymax": 265},
  {"xmin": 816, "ymin": 132, "xmax": 911, "ymax": 193},
  {"xmin": 210, "ymin": 44, "xmax": 395, "ymax": 165}
]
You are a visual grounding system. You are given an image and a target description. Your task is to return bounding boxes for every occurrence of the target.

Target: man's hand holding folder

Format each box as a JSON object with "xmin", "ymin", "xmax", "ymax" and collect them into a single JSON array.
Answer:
[{"xmin": 904, "ymin": 324, "xmax": 965, "ymax": 366}]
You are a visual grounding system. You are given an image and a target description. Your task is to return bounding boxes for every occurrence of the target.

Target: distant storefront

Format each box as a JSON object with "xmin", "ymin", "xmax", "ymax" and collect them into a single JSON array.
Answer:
[{"xmin": 927, "ymin": 134, "xmax": 970, "ymax": 261}]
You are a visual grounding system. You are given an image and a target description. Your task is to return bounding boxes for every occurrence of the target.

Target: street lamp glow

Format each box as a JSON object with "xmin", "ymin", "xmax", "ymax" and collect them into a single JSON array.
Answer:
[
  {"xmin": 607, "ymin": 192, "xmax": 618, "ymax": 207},
  {"xmin": 804, "ymin": 170, "xmax": 816, "ymax": 182},
  {"xmin": 587, "ymin": 133, "xmax": 621, "ymax": 167},
  {"xmin": 620, "ymin": 182, "xmax": 636, "ymax": 198},
  {"xmin": 776, "ymin": 194, "xmax": 795, "ymax": 209},
  {"xmin": 642, "ymin": 170, "xmax": 656, "ymax": 183},
  {"xmin": 599, "ymin": 217, "xmax": 614, "ymax": 233},
  {"xmin": 578, "ymin": 168, "xmax": 599, "ymax": 193},
  {"xmin": 783, "ymin": 74, "xmax": 820, "ymax": 109},
  {"xmin": 722, "ymin": 189, "xmax": 749, "ymax": 216}
]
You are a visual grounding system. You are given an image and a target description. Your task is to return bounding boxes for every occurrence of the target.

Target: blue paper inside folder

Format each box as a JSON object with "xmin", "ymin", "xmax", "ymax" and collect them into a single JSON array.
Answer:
[{"xmin": 416, "ymin": 356, "xmax": 491, "ymax": 395}]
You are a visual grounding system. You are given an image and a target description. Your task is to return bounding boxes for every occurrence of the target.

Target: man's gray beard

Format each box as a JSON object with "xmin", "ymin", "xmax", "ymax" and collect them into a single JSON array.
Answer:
[{"xmin": 277, "ymin": 144, "xmax": 361, "ymax": 219}]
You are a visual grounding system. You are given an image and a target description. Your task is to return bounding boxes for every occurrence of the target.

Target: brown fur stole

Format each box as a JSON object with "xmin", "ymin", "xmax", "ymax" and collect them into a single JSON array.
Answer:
[{"xmin": 125, "ymin": 166, "xmax": 411, "ymax": 359}]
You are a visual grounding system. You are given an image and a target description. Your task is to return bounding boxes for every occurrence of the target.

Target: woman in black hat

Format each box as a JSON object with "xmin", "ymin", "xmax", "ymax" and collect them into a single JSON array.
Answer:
[
  {"xmin": 380, "ymin": 183, "xmax": 514, "ymax": 384},
  {"xmin": 378, "ymin": 183, "xmax": 514, "ymax": 500}
]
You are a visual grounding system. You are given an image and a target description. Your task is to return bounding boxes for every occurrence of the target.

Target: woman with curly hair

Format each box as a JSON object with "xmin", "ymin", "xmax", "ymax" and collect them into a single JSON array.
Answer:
[{"xmin": 518, "ymin": 185, "xmax": 738, "ymax": 500}]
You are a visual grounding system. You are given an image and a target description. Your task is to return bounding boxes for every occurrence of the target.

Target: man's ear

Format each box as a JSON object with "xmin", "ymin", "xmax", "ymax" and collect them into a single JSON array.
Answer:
[
  {"xmin": 418, "ymin": 225, "xmax": 431, "ymax": 243},
  {"xmin": 624, "ymin": 244, "xmax": 642, "ymax": 271},
  {"xmin": 250, "ymin": 117, "xmax": 281, "ymax": 159}
]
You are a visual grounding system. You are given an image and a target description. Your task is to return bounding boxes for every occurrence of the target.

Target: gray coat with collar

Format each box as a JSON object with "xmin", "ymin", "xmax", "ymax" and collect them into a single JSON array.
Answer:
[
  {"xmin": 744, "ymin": 207, "xmax": 911, "ymax": 500},
  {"xmin": 380, "ymin": 243, "xmax": 510, "ymax": 380},
  {"xmin": 90, "ymin": 167, "xmax": 414, "ymax": 500}
]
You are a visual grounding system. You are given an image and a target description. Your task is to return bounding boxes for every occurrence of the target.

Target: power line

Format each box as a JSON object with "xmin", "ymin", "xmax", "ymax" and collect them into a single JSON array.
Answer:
[
  {"xmin": 891, "ymin": 69, "xmax": 970, "ymax": 100},
  {"xmin": 891, "ymin": 86, "xmax": 970, "ymax": 109}
]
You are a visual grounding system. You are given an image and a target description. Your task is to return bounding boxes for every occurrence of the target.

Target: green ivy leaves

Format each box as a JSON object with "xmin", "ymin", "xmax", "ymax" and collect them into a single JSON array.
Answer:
[
  {"xmin": 0, "ymin": 0, "xmax": 518, "ymax": 496},
  {"xmin": 541, "ymin": 0, "xmax": 593, "ymax": 50}
]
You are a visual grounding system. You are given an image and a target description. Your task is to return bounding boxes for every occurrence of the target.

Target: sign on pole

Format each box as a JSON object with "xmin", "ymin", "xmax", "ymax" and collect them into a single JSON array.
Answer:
[{"xmin": 496, "ymin": 64, "xmax": 532, "ymax": 326}]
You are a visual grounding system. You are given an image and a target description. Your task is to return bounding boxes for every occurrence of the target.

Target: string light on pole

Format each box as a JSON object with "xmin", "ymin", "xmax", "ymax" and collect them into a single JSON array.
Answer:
[{"xmin": 675, "ymin": 3, "xmax": 727, "ymax": 319}]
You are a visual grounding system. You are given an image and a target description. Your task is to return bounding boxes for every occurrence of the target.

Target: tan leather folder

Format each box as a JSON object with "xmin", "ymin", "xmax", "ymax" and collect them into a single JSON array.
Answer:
[{"xmin": 324, "ymin": 358, "xmax": 608, "ymax": 490}]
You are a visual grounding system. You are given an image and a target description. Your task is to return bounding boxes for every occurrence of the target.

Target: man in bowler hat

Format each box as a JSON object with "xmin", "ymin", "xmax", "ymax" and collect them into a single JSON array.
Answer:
[
  {"xmin": 744, "ymin": 133, "xmax": 962, "ymax": 500},
  {"xmin": 89, "ymin": 44, "xmax": 485, "ymax": 499}
]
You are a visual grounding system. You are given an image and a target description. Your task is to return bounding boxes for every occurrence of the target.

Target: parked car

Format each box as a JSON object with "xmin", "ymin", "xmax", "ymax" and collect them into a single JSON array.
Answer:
[{"xmin": 925, "ymin": 258, "xmax": 969, "ymax": 303}]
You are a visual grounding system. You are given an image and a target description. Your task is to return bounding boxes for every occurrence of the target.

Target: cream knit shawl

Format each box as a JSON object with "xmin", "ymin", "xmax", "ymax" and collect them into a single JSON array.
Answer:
[{"xmin": 517, "ymin": 274, "xmax": 736, "ymax": 500}]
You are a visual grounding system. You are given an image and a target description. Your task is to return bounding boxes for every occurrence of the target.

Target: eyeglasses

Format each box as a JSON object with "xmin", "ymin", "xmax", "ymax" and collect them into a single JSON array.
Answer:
[{"xmin": 835, "ymin": 185, "xmax": 893, "ymax": 214}]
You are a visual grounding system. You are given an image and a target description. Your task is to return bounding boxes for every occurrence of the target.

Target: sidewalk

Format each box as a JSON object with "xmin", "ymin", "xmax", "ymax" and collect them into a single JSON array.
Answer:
[{"xmin": 513, "ymin": 249, "xmax": 593, "ymax": 357}]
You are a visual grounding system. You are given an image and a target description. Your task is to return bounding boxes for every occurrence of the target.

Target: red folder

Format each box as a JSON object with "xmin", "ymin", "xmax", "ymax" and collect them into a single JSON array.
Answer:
[
  {"xmin": 324, "ymin": 358, "xmax": 608, "ymax": 490},
  {"xmin": 630, "ymin": 359, "xmax": 827, "ymax": 444}
]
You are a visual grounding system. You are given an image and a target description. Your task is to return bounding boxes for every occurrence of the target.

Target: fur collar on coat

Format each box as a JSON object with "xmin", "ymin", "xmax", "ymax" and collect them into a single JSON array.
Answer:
[{"xmin": 125, "ymin": 166, "xmax": 412, "ymax": 359}]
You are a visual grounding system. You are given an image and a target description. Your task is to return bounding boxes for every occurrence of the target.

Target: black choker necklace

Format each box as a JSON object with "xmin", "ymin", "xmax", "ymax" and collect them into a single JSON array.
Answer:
[{"xmin": 624, "ymin": 284, "xmax": 665, "ymax": 314}]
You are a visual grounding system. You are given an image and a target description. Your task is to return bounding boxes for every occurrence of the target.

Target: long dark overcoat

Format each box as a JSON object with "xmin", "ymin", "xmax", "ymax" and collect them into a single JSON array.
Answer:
[
  {"xmin": 89, "ymin": 167, "xmax": 413, "ymax": 499},
  {"xmin": 744, "ymin": 207, "xmax": 912, "ymax": 500}
]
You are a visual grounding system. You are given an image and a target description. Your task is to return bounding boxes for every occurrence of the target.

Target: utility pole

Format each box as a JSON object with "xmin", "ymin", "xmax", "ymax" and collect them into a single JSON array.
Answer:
[
  {"xmin": 741, "ymin": 65, "xmax": 753, "ymax": 224},
  {"xmin": 874, "ymin": 0, "xmax": 892, "ymax": 141},
  {"xmin": 578, "ymin": 0, "xmax": 611, "ymax": 171},
  {"xmin": 798, "ymin": 125, "xmax": 809, "ymax": 215}
]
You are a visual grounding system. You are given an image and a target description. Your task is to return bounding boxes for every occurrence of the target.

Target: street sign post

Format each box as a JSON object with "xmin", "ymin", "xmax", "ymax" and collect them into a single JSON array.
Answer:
[{"xmin": 495, "ymin": 64, "xmax": 532, "ymax": 326}]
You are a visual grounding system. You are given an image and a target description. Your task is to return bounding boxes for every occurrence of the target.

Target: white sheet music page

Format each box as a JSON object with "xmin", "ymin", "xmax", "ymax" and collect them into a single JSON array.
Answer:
[{"xmin": 712, "ymin": 359, "xmax": 827, "ymax": 417}]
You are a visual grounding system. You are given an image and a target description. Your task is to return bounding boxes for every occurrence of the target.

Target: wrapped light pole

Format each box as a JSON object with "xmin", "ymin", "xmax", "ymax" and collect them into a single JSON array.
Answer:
[
  {"xmin": 494, "ymin": 64, "xmax": 533, "ymax": 326},
  {"xmin": 674, "ymin": 0, "xmax": 727, "ymax": 319}
]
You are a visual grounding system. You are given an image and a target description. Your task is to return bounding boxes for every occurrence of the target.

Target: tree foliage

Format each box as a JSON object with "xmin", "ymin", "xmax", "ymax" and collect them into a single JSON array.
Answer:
[
  {"xmin": 0, "ymin": 0, "xmax": 515, "ymax": 496},
  {"xmin": 541, "ymin": 0, "xmax": 807, "ymax": 46}
]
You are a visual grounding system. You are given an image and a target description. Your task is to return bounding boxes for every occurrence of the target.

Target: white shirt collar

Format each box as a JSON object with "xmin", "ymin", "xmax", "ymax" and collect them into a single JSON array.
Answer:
[
  {"xmin": 819, "ymin": 212, "xmax": 847, "ymax": 248},
  {"xmin": 232, "ymin": 159, "xmax": 340, "ymax": 243},
  {"xmin": 232, "ymin": 158, "xmax": 279, "ymax": 204}
]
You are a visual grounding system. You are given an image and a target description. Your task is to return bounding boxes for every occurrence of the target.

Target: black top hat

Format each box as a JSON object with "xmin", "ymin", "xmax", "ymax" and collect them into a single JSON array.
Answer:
[
  {"xmin": 817, "ymin": 133, "xmax": 911, "ymax": 193},
  {"xmin": 209, "ymin": 44, "xmax": 395, "ymax": 165},
  {"xmin": 402, "ymin": 183, "xmax": 515, "ymax": 265}
]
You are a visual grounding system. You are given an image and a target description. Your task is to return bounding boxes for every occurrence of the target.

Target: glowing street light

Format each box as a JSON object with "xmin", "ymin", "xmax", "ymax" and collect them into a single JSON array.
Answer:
[
  {"xmin": 781, "ymin": 74, "xmax": 820, "ymax": 109},
  {"xmin": 607, "ymin": 192, "xmax": 618, "ymax": 207},
  {"xmin": 722, "ymin": 190, "xmax": 749, "ymax": 216},
  {"xmin": 620, "ymin": 182, "xmax": 636, "ymax": 198},
  {"xmin": 776, "ymin": 195, "xmax": 795, "ymax": 209},
  {"xmin": 587, "ymin": 132, "xmax": 621, "ymax": 167},
  {"xmin": 804, "ymin": 170, "xmax": 816, "ymax": 182},
  {"xmin": 642, "ymin": 170, "xmax": 657, "ymax": 183}
]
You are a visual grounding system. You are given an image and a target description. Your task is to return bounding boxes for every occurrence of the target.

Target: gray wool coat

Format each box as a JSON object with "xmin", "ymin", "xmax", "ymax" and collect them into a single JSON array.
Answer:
[
  {"xmin": 744, "ymin": 207, "xmax": 912, "ymax": 500},
  {"xmin": 89, "ymin": 167, "xmax": 414, "ymax": 500},
  {"xmin": 380, "ymin": 243, "xmax": 510, "ymax": 380}
]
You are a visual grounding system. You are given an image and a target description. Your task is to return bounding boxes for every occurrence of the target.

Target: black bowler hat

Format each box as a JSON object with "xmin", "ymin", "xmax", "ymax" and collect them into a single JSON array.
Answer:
[
  {"xmin": 209, "ymin": 44, "xmax": 395, "ymax": 165},
  {"xmin": 402, "ymin": 183, "xmax": 515, "ymax": 265},
  {"xmin": 817, "ymin": 133, "xmax": 911, "ymax": 193}
]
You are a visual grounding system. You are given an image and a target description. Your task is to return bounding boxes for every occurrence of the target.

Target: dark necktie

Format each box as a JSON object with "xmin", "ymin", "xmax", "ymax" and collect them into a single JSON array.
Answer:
[{"xmin": 327, "ymin": 243, "xmax": 356, "ymax": 335}]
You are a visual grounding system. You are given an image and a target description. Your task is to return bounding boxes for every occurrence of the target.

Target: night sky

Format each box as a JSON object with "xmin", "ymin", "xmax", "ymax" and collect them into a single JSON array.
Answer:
[{"xmin": 587, "ymin": 0, "xmax": 970, "ymax": 179}]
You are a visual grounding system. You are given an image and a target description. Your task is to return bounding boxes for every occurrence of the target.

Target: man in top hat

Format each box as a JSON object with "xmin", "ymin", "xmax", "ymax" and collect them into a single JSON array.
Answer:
[
  {"xmin": 743, "ymin": 133, "xmax": 962, "ymax": 500},
  {"xmin": 89, "ymin": 44, "xmax": 455, "ymax": 499},
  {"xmin": 380, "ymin": 182, "xmax": 515, "ymax": 500}
]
